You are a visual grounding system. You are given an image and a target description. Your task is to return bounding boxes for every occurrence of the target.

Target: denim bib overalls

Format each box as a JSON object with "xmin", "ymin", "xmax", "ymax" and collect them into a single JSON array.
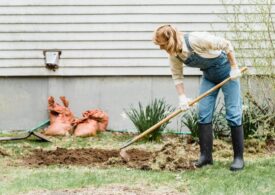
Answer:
[{"xmin": 177, "ymin": 34, "xmax": 242, "ymax": 126}]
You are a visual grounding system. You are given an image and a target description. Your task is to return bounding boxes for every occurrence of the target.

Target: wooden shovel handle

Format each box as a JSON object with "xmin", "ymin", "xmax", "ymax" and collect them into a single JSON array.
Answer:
[{"xmin": 120, "ymin": 67, "xmax": 248, "ymax": 149}]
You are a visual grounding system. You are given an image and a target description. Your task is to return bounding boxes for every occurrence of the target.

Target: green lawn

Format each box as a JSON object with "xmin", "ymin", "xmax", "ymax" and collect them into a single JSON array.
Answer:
[{"xmin": 0, "ymin": 132, "xmax": 274, "ymax": 195}]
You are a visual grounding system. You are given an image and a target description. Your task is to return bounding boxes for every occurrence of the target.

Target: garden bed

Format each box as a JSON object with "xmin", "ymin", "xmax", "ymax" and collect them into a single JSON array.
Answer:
[
  {"xmin": 23, "ymin": 141, "xmax": 198, "ymax": 171},
  {"xmin": 21, "ymin": 135, "xmax": 275, "ymax": 171}
]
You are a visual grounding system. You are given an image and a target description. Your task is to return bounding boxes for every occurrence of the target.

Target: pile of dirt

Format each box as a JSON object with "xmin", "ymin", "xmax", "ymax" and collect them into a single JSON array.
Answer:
[
  {"xmin": 25, "ymin": 147, "xmax": 120, "ymax": 166},
  {"xmin": 213, "ymin": 139, "xmax": 232, "ymax": 158},
  {"xmin": 105, "ymin": 148, "xmax": 152, "ymax": 170},
  {"xmin": 266, "ymin": 138, "xmax": 275, "ymax": 153},
  {"xmin": 24, "ymin": 143, "xmax": 198, "ymax": 171},
  {"xmin": 245, "ymin": 139, "xmax": 267, "ymax": 154},
  {"xmin": 0, "ymin": 149, "xmax": 9, "ymax": 157},
  {"xmin": 148, "ymin": 142, "xmax": 198, "ymax": 171}
]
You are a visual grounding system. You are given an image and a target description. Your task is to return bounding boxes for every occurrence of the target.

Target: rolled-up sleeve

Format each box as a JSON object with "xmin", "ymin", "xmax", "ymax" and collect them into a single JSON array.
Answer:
[
  {"xmin": 169, "ymin": 56, "xmax": 184, "ymax": 85},
  {"xmin": 213, "ymin": 36, "xmax": 234, "ymax": 54}
]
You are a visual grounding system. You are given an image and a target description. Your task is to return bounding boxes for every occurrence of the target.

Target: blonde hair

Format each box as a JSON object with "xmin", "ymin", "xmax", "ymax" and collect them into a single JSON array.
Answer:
[{"xmin": 153, "ymin": 24, "xmax": 183, "ymax": 56}]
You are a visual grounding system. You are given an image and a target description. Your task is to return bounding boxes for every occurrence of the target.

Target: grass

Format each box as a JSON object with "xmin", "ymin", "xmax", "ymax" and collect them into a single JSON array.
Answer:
[
  {"xmin": 0, "ymin": 166, "xmax": 184, "ymax": 194},
  {"xmin": 0, "ymin": 131, "xmax": 275, "ymax": 195},
  {"xmin": 184, "ymin": 159, "xmax": 275, "ymax": 194}
]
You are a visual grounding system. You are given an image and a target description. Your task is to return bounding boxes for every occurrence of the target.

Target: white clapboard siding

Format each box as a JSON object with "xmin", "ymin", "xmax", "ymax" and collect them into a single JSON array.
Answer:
[
  {"xmin": 0, "ymin": 59, "xmax": 170, "ymax": 67},
  {"xmin": 0, "ymin": 15, "xmax": 233, "ymax": 23},
  {"xmin": 0, "ymin": 0, "xmax": 273, "ymax": 76},
  {"xmin": 0, "ymin": 24, "xmax": 232, "ymax": 33},
  {"xmin": 0, "ymin": 66, "xmax": 203, "ymax": 77},
  {"xmin": 0, "ymin": 32, "xmax": 274, "ymax": 41},
  {"xmin": 0, "ymin": 58, "xmax": 270, "ymax": 67},
  {"xmin": 0, "ymin": 15, "xmax": 272, "ymax": 24},
  {"xmin": 0, "ymin": 49, "xmax": 272, "ymax": 59},
  {"xmin": 0, "ymin": 0, "xmax": 266, "ymax": 6},
  {"xmin": 0, "ymin": 40, "xmax": 271, "ymax": 50},
  {"xmin": 0, "ymin": 23, "xmax": 269, "ymax": 33},
  {"xmin": 0, "ymin": 5, "xmax": 273, "ymax": 14}
]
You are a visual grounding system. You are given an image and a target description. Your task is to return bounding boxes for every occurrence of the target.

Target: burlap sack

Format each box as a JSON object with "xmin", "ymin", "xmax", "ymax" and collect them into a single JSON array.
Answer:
[
  {"xmin": 74, "ymin": 109, "xmax": 109, "ymax": 137},
  {"xmin": 44, "ymin": 96, "xmax": 75, "ymax": 136},
  {"xmin": 83, "ymin": 109, "xmax": 109, "ymax": 132}
]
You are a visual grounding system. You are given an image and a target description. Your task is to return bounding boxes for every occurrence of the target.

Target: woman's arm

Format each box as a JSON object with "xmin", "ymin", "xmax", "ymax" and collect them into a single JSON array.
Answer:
[
  {"xmin": 175, "ymin": 83, "xmax": 185, "ymax": 96},
  {"xmin": 227, "ymin": 51, "xmax": 242, "ymax": 79},
  {"xmin": 227, "ymin": 51, "xmax": 238, "ymax": 68},
  {"xmin": 169, "ymin": 56, "xmax": 190, "ymax": 109},
  {"xmin": 192, "ymin": 32, "xmax": 242, "ymax": 79}
]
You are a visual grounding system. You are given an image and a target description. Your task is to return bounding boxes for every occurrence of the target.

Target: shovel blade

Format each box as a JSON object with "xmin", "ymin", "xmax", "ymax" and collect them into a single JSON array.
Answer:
[
  {"xmin": 32, "ymin": 132, "xmax": 51, "ymax": 142},
  {"xmin": 119, "ymin": 149, "xmax": 131, "ymax": 162}
]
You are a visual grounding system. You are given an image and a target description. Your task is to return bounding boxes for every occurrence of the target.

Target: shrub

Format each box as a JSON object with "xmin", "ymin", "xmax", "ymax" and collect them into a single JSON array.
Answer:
[
  {"xmin": 220, "ymin": 0, "xmax": 275, "ymax": 139},
  {"xmin": 242, "ymin": 92, "xmax": 275, "ymax": 139},
  {"xmin": 125, "ymin": 98, "xmax": 175, "ymax": 142}
]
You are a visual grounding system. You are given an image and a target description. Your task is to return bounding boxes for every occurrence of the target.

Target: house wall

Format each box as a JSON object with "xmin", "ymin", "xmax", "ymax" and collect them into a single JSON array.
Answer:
[{"xmin": 0, "ymin": 0, "xmax": 265, "ymax": 130}]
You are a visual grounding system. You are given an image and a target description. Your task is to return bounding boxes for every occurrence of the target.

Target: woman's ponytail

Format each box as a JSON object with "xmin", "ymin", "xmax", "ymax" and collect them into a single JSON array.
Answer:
[{"xmin": 153, "ymin": 25, "xmax": 182, "ymax": 55}]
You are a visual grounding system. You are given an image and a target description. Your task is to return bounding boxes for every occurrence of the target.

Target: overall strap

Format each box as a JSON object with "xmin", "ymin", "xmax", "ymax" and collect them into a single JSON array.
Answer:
[
  {"xmin": 184, "ymin": 33, "xmax": 194, "ymax": 53},
  {"xmin": 176, "ymin": 33, "xmax": 193, "ymax": 63}
]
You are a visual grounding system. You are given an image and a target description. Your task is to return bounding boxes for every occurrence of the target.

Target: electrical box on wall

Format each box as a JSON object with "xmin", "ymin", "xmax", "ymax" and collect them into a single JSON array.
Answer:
[{"xmin": 43, "ymin": 50, "xmax": 62, "ymax": 71}]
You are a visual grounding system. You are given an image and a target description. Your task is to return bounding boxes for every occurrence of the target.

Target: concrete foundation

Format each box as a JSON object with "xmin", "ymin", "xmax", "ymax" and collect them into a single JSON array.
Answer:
[{"xmin": 0, "ymin": 76, "xmax": 201, "ymax": 131}]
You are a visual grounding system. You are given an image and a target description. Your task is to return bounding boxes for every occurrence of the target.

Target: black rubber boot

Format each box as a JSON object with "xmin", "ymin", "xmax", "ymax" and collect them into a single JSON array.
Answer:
[
  {"xmin": 195, "ymin": 123, "xmax": 213, "ymax": 167},
  {"xmin": 230, "ymin": 125, "xmax": 244, "ymax": 171}
]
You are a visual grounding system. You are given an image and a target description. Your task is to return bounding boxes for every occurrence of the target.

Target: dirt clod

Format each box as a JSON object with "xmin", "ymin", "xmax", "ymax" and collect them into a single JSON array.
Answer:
[{"xmin": 0, "ymin": 149, "xmax": 9, "ymax": 157}]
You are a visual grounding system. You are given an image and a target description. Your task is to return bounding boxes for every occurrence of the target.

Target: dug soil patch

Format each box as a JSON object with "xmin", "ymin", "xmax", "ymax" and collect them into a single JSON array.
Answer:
[
  {"xmin": 24, "ymin": 147, "xmax": 153, "ymax": 169},
  {"xmin": 24, "ymin": 142, "xmax": 198, "ymax": 171}
]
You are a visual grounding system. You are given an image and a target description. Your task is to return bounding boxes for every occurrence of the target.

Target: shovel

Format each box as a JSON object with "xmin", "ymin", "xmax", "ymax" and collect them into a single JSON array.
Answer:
[
  {"xmin": 0, "ymin": 120, "xmax": 51, "ymax": 142},
  {"xmin": 120, "ymin": 67, "xmax": 248, "ymax": 161}
]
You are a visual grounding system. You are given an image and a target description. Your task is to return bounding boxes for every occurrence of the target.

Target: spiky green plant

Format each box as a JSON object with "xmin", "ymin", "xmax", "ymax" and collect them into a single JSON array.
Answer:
[
  {"xmin": 181, "ymin": 99, "xmax": 230, "ymax": 141},
  {"xmin": 212, "ymin": 103, "xmax": 230, "ymax": 139},
  {"xmin": 125, "ymin": 98, "xmax": 175, "ymax": 142},
  {"xmin": 181, "ymin": 108, "xmax": 199, "ymax": 141}
]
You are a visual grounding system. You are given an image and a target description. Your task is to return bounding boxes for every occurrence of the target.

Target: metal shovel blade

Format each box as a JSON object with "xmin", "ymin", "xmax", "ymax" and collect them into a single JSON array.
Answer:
[
  {"xmin": 31, "ymin": 132, "xmax": 51, "ymax": 142},
  {"xmin": 119, "ymin": 149, "xmax": 131, "ymax": 162},
  {"xmin": 0, "ymin": 120, "xmax": 51, "ymax": 142}
]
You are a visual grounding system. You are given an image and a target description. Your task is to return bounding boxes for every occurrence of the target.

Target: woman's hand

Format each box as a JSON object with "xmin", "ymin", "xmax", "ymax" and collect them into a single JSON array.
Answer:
[
  {"xmin": 230, "ymin": 66, "xmax": 242, "ymax": 80},
  {"xmin": 179, "ymin": 94, "xmax": 191, "ymax": 110}
]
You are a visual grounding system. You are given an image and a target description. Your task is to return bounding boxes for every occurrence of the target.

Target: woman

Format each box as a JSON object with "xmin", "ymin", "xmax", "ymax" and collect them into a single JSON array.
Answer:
[{"xmin": 153, "ymin": 24, "xmax": 244, "ymax": 171}]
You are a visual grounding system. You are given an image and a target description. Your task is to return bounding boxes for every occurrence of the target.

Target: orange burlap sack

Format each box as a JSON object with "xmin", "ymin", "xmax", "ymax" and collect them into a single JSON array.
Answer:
[
  {"xmin": 73, "ymin": 118, "xmax": 98, "ymax": 137},
  {"xmin": 44, "ymin": 96, "xmax": 75, "ymax": 136},
  {"xmin": 83, "ymin": 109, "xmax": 109, "ymax": 132},
  {"xmin": 74, "ymin": 109, "xmax": 109, "ymax": 137}
]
